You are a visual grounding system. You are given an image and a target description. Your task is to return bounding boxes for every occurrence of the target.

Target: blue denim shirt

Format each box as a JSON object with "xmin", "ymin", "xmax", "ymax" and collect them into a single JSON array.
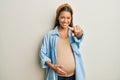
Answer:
[{"xmin": 39, "ymin": 26, "xmax": 85, "ymax": 80}]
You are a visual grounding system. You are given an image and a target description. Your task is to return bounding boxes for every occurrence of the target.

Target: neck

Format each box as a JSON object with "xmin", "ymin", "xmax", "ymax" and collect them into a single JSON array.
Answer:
[{"xmin": 58, "ymin": 26, "xmax": 68, "ymax": 39}]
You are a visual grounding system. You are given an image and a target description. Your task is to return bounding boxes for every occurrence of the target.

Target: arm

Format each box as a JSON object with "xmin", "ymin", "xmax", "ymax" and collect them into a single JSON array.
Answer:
[
  {"xmin": 69, "ymin": 25, "xmax": 84, "ymax": 48},
  {"xmin": 40, "ymin": 34, "xmax": 67, "ymax": 75},
  {"xmin": 40, "ymin": 34, "xmax": 51, "ymax": 68},
  {"xmin": 68, "ymin": 25, "xmax": 83, "ymax": 38}
]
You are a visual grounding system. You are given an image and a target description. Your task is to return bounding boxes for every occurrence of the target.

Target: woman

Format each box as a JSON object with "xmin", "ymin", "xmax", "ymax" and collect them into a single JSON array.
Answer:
[{"xmin": 40, "ymin": 3, "xmax": 85, "ymax": 80}]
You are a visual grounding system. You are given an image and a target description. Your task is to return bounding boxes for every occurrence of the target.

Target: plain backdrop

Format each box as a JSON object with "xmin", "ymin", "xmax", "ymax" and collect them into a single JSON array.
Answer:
[{"xmin": 0, "ymin": 0, "xmax": 120, "ymax": 80}]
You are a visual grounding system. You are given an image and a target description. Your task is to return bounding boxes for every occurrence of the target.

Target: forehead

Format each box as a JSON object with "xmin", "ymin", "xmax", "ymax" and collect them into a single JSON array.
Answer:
[{"xmin": 59, "ymin": 11, "xmax": 71, "ymax": 17}]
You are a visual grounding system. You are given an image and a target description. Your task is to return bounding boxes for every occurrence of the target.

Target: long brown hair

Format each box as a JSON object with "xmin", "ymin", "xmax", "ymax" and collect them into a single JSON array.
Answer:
[{"xmin": 53, "ymin": 6, "xmax": 73, "ymax": 29}]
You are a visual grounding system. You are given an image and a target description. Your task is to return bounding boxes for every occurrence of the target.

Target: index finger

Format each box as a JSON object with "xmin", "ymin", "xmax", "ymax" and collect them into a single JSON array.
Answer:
[
  {"xmin": 68, "ymin": 27, "xmax": 74, "ymax": 31},
  {"xmin": 58, "ymin": 68, "xmax": 67, "ymax": 74}
]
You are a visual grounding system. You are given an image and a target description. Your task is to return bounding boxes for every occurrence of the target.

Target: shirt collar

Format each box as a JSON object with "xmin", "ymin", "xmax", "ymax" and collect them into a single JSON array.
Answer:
[
  {"xmin": 51, "ymin": 26, "xmax": 72, "ymax": 37},
  {"xmin": 51, "ymin": 26, "xmax": 59, "ymax": 35}
]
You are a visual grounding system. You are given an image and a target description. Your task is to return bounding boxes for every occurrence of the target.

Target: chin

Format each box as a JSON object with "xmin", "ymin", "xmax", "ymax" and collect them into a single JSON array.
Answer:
[{"xmin": 62, "ymin": 25, "xmax": 68, "ymax": 29}]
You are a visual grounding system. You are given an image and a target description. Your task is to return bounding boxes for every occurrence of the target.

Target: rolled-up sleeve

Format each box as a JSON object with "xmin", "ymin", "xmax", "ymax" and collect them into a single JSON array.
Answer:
[
  {"xmin": 39, "ymin": 34, "xmax": 51, "ymax": 68},
  {"xmin": 73, "ymin": 31, "xmax": 84, "ymax": 48}
]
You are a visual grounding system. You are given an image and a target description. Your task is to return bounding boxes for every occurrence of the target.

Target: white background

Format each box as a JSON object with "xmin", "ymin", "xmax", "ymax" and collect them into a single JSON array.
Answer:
[{"xmin": 0, "ymin": 0, "xmax": 120, "ymax": 80}]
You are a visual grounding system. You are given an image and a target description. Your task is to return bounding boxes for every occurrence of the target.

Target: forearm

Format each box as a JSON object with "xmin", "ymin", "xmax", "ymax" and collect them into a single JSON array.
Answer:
[
  {"xmin": 45, "ymin": 61, "xmax": 55, "ymax": 70},
  {"xmin": 76, "ymin": 29, "xmax": 83, "ymax": 38}
]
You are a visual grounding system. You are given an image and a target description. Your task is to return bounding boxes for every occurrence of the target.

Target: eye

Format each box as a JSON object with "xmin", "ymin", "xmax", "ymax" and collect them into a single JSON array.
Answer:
[
  {"xmin": 67, "ymin": 17, "xmax": 71, "ymax": 19},
  {"xmin": 61, "ymin": 16, "xmax": 65, "ymax": 19}
]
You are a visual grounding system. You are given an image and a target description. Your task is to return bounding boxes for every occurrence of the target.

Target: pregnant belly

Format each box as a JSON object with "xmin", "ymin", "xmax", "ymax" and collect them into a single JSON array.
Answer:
[{"xmin": 56, "ymin": 56, "xmax": 75, "ymax": 77}]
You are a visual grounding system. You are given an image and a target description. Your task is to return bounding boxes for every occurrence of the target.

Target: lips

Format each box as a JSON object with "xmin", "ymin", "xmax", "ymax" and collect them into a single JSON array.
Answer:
[{"xmin": 62, "ymin": 23, "xmax": 68, "ymax": 26}]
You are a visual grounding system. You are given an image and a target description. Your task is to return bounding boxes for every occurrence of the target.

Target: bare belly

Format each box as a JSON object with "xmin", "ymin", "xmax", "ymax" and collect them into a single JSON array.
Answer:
[{"xmin": 56, "ymin": 53, "xmax": 75, "ymax": 77}]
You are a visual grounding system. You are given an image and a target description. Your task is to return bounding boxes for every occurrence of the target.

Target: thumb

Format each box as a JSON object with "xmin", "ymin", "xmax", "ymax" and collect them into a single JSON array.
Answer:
[
  {"xmin": 68, "ymin": 27, "xmax": 75, "ymax": 36},
  {"xmin": 68, "ymin": 27, "xmax": 74, "ymax": 31}
]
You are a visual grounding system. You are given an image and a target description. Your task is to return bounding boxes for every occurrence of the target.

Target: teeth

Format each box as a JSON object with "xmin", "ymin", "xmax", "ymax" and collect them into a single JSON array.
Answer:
[
  {"xmin": 63, "ymin": 24, "xmax": 67, "ymax": 25},
  {"xmin": 62, "ymin": 23, "xmax": 68, "ymax": 26}
]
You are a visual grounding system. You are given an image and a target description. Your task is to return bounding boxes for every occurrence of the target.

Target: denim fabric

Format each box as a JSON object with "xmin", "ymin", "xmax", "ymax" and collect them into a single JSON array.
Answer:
[
  {"xmin": 40, "ymin": 26, "xmax": 85, "ymax": 80},
  {"xmin": 58, "ymin": 75, "xmax": 75, "ymax": 80}
]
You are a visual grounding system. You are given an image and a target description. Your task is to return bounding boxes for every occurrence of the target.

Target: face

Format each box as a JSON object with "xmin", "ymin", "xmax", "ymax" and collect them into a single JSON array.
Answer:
[{"xmin": 58, "ymin": 11, "xmax": 72, "ymax": 29}]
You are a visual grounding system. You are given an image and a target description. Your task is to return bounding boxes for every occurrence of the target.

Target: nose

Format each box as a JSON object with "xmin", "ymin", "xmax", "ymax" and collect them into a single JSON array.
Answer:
[{"xmin": 64, "ymin": 18, "xmax": 67, "ymax": 22}]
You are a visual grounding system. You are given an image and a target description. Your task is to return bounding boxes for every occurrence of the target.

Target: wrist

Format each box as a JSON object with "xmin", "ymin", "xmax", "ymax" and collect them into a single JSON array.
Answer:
[
  {"xmin": 51, "ymin": 64, "xmax": 55, "ymax": 70},
  {"xmin": 45, "ymin": 61, "xmax": 55, "ymax": 70}
]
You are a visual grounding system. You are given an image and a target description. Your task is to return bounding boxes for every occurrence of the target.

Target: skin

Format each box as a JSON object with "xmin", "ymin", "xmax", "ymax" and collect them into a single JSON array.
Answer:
[
  {"xmin": 45, "ymin": 11, "xmax": 83, "ymax": 76},
  {"xmin": 58, "ymin": 11, "xmax": 83, "ymax": 38}
]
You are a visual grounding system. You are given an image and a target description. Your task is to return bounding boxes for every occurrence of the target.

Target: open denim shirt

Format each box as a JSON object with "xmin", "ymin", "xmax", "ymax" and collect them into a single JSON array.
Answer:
[{"xmin": 39, "ymin": 26, "xmax": 85, "ymax": 80}]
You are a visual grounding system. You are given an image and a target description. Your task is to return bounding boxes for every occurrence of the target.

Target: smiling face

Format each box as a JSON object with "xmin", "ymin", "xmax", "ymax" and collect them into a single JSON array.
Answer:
[
  {"xmin": 58, "ymin": 11, "xmax": 72, "ymax": 29},
  {"xmin": 54, "ymin": 6, "xmax": 73, "ymax": 29}
]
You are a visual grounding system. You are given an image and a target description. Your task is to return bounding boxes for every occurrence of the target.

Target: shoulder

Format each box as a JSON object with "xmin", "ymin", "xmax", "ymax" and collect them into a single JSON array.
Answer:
[
  {"xmin": 45, "ymin": 29, "xmax": 54, "ymax": 36},
  {"xmin": 43, "ymin": 29, "xmax": 55, "ymax": 39},
  {"xmin": 43, "ymin": 26, "xmax": 58, "ymax": 39}
]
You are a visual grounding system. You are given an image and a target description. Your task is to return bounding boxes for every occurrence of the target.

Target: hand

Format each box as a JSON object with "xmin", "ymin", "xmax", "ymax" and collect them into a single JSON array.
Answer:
[
  {"xmin": 68, "ymin": 25, "xmax": 83, "ymax": 37},
  {"xmin": 45, "ymin": 61, "xmax": 67, "ymax": 76},
  {"xmin": 52, "ymin": 64, "xmax": 67, "ymax": 76}
]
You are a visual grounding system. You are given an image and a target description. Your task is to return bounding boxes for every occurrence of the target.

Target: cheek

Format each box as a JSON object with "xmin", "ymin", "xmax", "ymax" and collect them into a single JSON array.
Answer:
[
  {"xmin": 69, "ymin": 19, "xmax": 71, "ymax": 22},
  {"xmin": 68, "ymin": 19, "xmax": 71, "ymax": 24},
  {"xmin": 59, "ymin": 19, "xmax": 64, "ymax": 23}
]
